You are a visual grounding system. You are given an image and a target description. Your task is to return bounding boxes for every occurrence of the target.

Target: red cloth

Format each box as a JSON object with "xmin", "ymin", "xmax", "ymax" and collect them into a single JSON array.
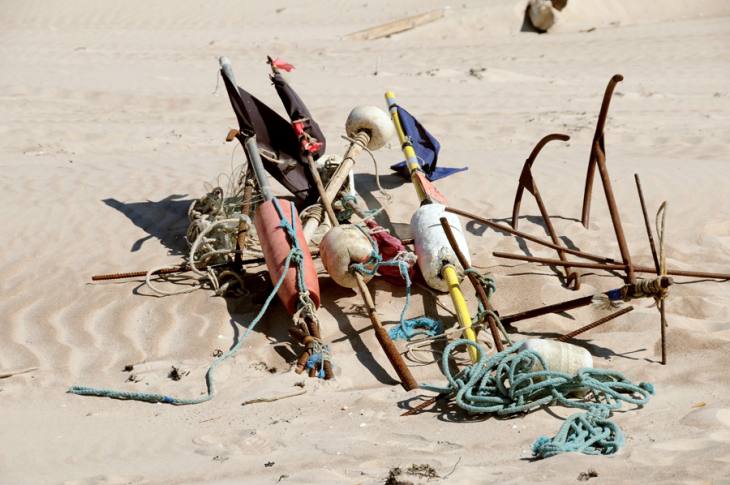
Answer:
[{"xmin": 365, "ymin": 220, "xmax": 415, "ymax": 286}]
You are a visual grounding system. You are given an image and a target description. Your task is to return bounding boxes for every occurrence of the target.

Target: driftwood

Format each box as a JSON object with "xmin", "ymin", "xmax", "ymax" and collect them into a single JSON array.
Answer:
[
  {"xmin": 0, "ymin": 367, "xmax": 37, "ymax": 379},
  {"xmin": 345, "ymin": 9, "xmax": 446, "ymax": 41}
]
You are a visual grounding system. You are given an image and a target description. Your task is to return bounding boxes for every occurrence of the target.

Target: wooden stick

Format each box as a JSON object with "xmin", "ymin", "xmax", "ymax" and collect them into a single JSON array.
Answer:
[
  {"xmin": 304, "ymin": 142, "xmax": 418, "ymax": 391},
  {"xmin": 0, "ymin": 367, "xmax": 37, "ymax": 379},
  {"xmin": 345, "ymin": 9, "xmax": 446, "ymax": 41}
]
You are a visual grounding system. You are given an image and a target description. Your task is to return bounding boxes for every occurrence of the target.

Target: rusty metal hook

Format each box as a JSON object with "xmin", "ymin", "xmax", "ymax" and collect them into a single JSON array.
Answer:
[
  {"xmin": 581, "ymin": 74, "xmax": 623, "ymax": 228},
  {"xmin": 511, "ymin": 133, "xmax": 580, "ymax": 289}
]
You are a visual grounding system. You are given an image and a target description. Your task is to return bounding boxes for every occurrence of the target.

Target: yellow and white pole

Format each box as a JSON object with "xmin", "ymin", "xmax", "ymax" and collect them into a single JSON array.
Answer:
[{"xmin": 385, "ymin": 91, "xmax": 478, "ymax": 362}]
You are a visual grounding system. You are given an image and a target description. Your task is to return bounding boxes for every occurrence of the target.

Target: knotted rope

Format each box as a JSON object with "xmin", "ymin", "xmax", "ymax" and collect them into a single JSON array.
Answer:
[
  {"xmin": 340, "ymin": 135, "xmax": 392, "ymax": 202},
  {"xmin": 423, "ymin": 339, "xmax": 654, "ymax": 458},
  {"xmin": 144, "ymin": 166, "xmax": 264, "ymax": 297}
]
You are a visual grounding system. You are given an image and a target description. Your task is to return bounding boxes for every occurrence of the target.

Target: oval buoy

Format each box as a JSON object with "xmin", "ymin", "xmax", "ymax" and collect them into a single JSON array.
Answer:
[
  {"xmin": 255, "ymin": 199, "xmax": 320, "ymax": 314},
  {"xmin": 320, "ymin": 224, "xmax": 375, "ymax": 288},
  {"xmin": 410, "ymin": 203, "xmax": 471, "ymax": 292},
  {"xmin": 520, "ymin": 339, "xmax": 593, "ymax": 374}
]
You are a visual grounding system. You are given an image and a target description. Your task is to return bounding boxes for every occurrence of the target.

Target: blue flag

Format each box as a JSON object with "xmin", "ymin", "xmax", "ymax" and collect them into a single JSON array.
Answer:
[{"xmin": 390, "ymin": 105, "xmax": 467, "ymax": 181}]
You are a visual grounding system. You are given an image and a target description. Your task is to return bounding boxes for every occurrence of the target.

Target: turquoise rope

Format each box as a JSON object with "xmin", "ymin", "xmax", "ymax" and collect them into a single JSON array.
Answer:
[
  {"xmin": 349, "ymin": 226, "xmax": 441, "ymax": 341},
  {"xmin": 465, "ymin": 269, "xmax": 512, "ymax": 345},
  {"xmin": 423, "ymin": 339, "xmax": 654, "ymax": 458},
  {"xmin": 69, "ymin": 197, "xmax": 310, "ymax": 404}
]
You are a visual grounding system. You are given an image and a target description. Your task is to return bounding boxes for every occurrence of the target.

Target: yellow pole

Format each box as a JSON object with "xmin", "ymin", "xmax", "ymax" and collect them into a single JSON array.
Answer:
[
  {"xmin": 443, "ymin": 265, "xmax": 479, "ymax": 362},
  {"xmin": 385, "ymin": 90, "xmax": 478, "ymax": 362},
  {"xmin": 385, "ymin": 91, "xmax": 427, "ymax": 202}
]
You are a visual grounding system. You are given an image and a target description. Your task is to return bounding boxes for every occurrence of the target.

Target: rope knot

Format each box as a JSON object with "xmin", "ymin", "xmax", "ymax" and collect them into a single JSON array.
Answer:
[{"xmin": 290, "ymin": 247, "xmax": 304, "ymax": 265}]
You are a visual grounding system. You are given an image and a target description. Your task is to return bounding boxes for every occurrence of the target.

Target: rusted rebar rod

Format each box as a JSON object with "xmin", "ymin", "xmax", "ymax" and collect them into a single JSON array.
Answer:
[
  {"xmin": 581, "ymin": 74, "xmax": 623, "ymax": 228},
  {"xmin": 445, "ymin": 206, "xmax": 618, "ymax": 265},
  {"xmin": 91, "ymin": 266, "xmax": 190, "ymax": 281},
  {"xmin": 501, "ymin": 277, "xmax": 671, "ymax": 325},
  {"xmin": 492, "ymin": 251, "xmax": 730, "ymax": 280},
  {"xmin": 579, "ymin": 74, "xmax": 635, "ymax": 282},
  {"xmin": 558, "ymin": 305, "xmax": 634, "ymax": 342},
  {"xmin": 594, "ymin": 145, "xmax": 636, "ymax": 282},
  {"xmin": 90, "ymin": 256, "xmax": 269, "ymax": 282},
  {"xmin": 439, "ymin": 217, "xmax": 504, "ymax": 351},
  {"xmin": 634, "ymin": 173, "xmax": 667, "ymax": 365}
]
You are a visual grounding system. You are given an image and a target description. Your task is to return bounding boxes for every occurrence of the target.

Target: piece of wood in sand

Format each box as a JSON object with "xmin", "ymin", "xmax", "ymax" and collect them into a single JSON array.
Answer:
[
  {"xmin": 345, "ymin": 9, "xmax": 446, "ymax": 41},
  {"xmin": 0, "ymin": 367, "xmax": 37, "ymax": 379}
]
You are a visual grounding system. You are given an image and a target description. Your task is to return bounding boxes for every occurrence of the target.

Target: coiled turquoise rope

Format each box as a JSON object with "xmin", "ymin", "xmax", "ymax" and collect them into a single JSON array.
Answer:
[{"xmin": 423, "ymin": 339, "xmax": 654, "ymax": 458}]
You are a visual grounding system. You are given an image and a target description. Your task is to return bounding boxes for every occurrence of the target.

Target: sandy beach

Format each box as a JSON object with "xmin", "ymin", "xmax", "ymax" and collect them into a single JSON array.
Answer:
[{"xmin": 2, "ymin": 1, "xmax": 730, "ymax": 483}]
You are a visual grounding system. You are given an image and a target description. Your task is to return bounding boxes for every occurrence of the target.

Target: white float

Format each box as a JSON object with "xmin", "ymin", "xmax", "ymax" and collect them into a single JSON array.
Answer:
[
  {"xmin": 520, "ymin": 339, "xmax": 593, "ymax": 374},
  {"xmin": 410, "ymin": 203, "xmax": 470, "ymax": 292},
  {"xmin": 319, "ymin": 224, "xmax": 375, "ymax": 288}
]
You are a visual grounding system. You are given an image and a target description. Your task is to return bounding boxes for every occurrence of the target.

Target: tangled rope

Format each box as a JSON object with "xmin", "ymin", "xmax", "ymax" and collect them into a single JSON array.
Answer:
[
  {"xmin": 404, "ymin": 322, "xmax": 493, "ymax": 366},
  {"xmin": 144, "ymin": 165, "xmax": 264, "ymax": 297},
  {"xmin": 348, "ymin": 225, "xmax": 442, "ymax": 341},
  {"xmin": 423, "ymin": 339, "xmax": 654, "ymax": 458},
  {"xmin": 305, "ymin": 339, "xmax": 332, "ymax": 379}
]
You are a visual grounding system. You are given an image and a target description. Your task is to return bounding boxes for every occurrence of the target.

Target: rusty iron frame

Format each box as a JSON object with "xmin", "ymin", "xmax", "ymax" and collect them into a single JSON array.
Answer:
[{"xmin": 511, "ymin": 133, "xmax": 580, "ymax": 289}]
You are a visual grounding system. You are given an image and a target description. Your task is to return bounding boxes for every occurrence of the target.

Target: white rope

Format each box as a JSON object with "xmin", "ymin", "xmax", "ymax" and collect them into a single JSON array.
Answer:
[{"xmin": 340, "ymin": 135, "xmax": 392, "ymax": 202}]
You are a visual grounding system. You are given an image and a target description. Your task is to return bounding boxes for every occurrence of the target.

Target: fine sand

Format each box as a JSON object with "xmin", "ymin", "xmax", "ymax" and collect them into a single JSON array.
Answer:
[{"xmin": 2, "ymin": 1, "xmax": 730, "ymax": 483}]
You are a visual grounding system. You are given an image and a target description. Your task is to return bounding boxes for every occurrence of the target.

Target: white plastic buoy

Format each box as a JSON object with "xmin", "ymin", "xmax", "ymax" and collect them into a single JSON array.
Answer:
[
  {"xmin": 520, "ymin": 339, "xmax": 593, "ymax": 374},
  {"xmin": 410, "ymin": 203, "xmax": 471, "ymax": 292},
  {"xmin": 345, "ymin": 105, "xmax": 394, "ymax": 151},
  {"xmin": 319, "ymin": 224, "xmax": 375, "ymax": 288}
]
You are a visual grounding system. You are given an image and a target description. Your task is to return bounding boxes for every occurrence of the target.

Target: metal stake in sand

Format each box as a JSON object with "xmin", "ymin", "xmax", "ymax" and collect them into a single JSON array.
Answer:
[
  {"xmin": 635, "ymin": 174, "xmax": 668, "ymax": 365},
  {"xmin": 579, "ymin": 74, "xmax": 635, "ymax": 282},
  {"xmin": 501, "ymin": 276, "xmax": 672, "ymax": 326},
  {"xmin": 557, "ymin": 306, "xmax": 634, "ymax": 342},
  {"xmin": 385, "ymin": 91, "xmax": 482, "ymax": 361},
  {"xmin": 511, "ymin": 133, "xmax": 580, "ymax": 289}
]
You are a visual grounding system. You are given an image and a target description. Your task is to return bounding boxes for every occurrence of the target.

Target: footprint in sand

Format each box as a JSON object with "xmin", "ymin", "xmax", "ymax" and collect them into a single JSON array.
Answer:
[{"xmin": 193, "ymin": 428, "xmax": 281, "ymax": 457}]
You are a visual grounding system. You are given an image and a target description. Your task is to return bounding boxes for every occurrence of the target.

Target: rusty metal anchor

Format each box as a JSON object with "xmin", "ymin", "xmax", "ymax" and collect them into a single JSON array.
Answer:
[
  {"xmin": 580, "ymin": 74, "xmax": 636, "ymax": 283},
  {"xmin": 511, "ymin": 133, "xmax": 580, "ymax": 289}
]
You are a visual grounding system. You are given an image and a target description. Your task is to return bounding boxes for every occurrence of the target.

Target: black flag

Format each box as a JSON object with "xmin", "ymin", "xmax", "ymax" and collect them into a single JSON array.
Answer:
[
  {"xmin": 270, "ymin": 70, "xmax": 326, "ymax": 159},
  {"xmin": 220, "ymin": 68, "xmax": 317, "ymax": 207}
]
